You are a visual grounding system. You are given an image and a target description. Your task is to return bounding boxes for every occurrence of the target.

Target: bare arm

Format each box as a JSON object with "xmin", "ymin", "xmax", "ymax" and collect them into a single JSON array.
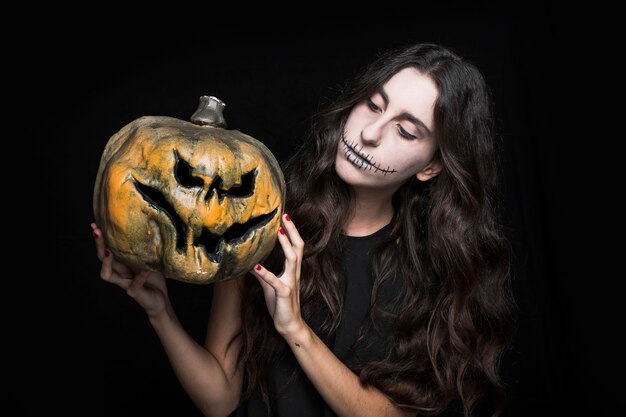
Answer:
[
  {"xmin": 250, "ymin": 216, "xmax": 414, "ymax": 417},
  {"xmin": 149, "ymin": 279, "xmax": 243, "ymax": 417},
  {"xmin": 92, "ymin": 224, "xmax": 243, "ymax": 417},
  {"xmin": 284, "ymin": 324, "xmax": 413, "ymax": 417}
]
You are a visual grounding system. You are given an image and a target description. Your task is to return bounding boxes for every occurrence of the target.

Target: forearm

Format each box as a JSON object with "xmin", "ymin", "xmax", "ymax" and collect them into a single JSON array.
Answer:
[
  {"xmin": 283, "ymin": 325, "xmax": 412, "ymax": 417},
  {"xmin": 149, "ymin": 307, "xmax": 241, "ymax": 417}
]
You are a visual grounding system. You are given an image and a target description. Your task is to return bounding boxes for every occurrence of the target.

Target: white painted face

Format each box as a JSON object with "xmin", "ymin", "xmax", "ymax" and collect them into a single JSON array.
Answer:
[{"xmin": 335, "ymin": 67, "xmax": 442, "ymax": 191}]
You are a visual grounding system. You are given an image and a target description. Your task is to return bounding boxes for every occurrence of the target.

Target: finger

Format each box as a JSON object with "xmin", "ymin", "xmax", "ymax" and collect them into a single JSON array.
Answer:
[
  {"xmin": 253, "ymin": 269, "xmax": 274, "ymax": 294},
  {"xmin": 92, "ymin": 223, "xmax": 106, "ymax": 260},
  {"xmin": 250, "ymin": 265, "xmax": 289, "ymax": 296},
  {"xmin": 281, "ymin": 214, "xmax": 304, "ymax": 279},
  {"xmin": 92, "ymin": 224, "xmax": 135, "ymax": 278},
  {"xmin": 281, "ymin": 214, "xmax": 304, "ymax": 254},
  {"xmin": 145, "ymin": 270, "xmax": 168, "ymax": 294},
  {"xmin": 277, "ymin": 227, "xmax": 298, "ymax": 268},
  {"xmin": 100, "ymin": 248, "xmax": 132, "ymax": 290},
  {"xmin": 111, "ymin": 261, "xmax": 133, "ymax": 279},
  {"xmin": 127, "ymin": 270, "xmax": 150, "ymax": 299}
]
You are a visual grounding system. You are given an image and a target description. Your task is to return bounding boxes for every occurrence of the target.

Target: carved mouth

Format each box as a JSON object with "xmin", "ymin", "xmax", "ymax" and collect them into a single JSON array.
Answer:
[
  {"xmin": 133, "ymin": 179, "xmax": 277, "ymax": 263},
  {"xmin": 193, "ymin": 209, "xmax": 277, "ymax": 263}
]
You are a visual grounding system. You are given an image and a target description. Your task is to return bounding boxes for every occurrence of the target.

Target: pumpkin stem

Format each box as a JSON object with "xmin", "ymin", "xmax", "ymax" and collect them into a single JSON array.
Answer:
[{"xmin": 191, "ymin": 96, "xmax": 227, "ymax": 128}]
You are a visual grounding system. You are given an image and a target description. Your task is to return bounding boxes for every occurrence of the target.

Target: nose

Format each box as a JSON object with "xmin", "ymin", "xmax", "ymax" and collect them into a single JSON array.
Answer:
[{"xmin": 360, "ymin": 117, "xmax": 384, "ymax": 146}]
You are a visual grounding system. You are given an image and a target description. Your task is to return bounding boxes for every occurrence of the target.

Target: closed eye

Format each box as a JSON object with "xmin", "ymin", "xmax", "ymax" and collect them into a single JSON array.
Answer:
[
  {"xmin": 397, "ymin": 124, "xmax": 418, "ymax": 140},
  {"xmin": 366, "ymin": 98, "xmax": 380, "ymax": 112}
]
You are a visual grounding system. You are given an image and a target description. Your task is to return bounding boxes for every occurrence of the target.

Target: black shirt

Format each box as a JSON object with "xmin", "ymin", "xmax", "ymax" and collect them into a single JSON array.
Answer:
[{"xmin": 234, "ymin": 221, "xmax": 400, "ymax": 417}]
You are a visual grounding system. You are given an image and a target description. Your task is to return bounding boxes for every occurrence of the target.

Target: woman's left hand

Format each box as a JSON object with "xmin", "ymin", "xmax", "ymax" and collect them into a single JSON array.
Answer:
[{"xmin": 250, "ymin": 214, "xmax": 305, "ymax": 337}]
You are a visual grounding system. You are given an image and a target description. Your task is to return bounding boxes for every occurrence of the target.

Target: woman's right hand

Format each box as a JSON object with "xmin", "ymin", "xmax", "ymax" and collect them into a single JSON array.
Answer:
[{"xmin": 91, "ymin": 223, "xmax": 170, "ymax": 319}]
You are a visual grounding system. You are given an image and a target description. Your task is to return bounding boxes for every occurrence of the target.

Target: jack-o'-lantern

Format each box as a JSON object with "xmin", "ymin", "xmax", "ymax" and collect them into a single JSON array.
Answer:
[{"xmin": 93, "ymin": 96, "xmax": 285, "ymax": 284}]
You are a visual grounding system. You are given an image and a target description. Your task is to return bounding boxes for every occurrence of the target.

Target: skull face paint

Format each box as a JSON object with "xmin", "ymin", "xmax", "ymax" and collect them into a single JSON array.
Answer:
[
  {"xmin": 334, "ymin": 67, "xmax": 441, "ymax": 190},
  {"xmin": 340, "ymin": 135, "xmax": 397, "ymax": 175},
  {"xmin": 93, "ymin": 105, "xmax": 285, "ymax": 284}
]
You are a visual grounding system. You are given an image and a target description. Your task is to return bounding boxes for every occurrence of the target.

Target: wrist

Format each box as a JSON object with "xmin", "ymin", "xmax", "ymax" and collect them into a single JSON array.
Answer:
[
  {"xmin": 279, "ymin": 319, "xmax": 313, "ymax": 348},
  {"xmin": 148, "ymin": 303, "xmax": 176, "ymax": 329}
]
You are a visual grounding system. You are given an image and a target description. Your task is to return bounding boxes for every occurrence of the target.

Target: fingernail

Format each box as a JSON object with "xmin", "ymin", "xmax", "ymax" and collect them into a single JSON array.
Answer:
[
  {"xmin": 285, "ymin": 214, "xmax": 291, "ymax": 221},
  {"xmin": 92, "ymin": 231, "xmax": 99, "ymax": 239},
  {"xmin": 255, "ymin": 264, "xmax": 262, "ymax": 271},
  {"xmin": 279, "ymin": 228, "xmax": 285, "ymax": 235},
  {"xmin": 104, "ymin": 249, "xmax": 111, "ymax": 257}
]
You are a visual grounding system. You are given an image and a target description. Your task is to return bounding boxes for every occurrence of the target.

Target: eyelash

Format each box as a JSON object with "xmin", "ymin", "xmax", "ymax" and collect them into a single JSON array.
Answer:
[
  {"xmin": 397, "ymin": 124, "xmax": 417, "ymax": 140},
  {"xmin": 366, "ymin": 98, "xmax": 380, "ymax": 112},
  {"xmin": 366, "ymin": 97, "xmax": 419, "ymax": 140}
]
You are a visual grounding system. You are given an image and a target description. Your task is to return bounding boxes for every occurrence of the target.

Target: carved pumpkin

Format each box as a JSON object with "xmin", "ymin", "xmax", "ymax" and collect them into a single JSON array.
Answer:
[{"xmin": 93, "ymin": 96, "xmax": 285, "ymax": 284}]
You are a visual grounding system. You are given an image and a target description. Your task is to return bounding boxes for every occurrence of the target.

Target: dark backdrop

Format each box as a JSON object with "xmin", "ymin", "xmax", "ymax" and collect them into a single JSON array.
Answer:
[{"xmin": 30, "ymin": 7, "xmax": 583, "ymax": 417}]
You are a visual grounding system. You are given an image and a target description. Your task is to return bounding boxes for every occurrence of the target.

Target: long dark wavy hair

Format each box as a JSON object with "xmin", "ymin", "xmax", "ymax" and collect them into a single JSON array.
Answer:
[{"xmin": 237, "ymin": 43, "xmax": 512, "ymax": 416}]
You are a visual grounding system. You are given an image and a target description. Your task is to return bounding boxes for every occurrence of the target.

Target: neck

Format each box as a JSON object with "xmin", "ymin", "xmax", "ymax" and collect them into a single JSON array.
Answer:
[{"xmin": 343, "ymin": 187, "xmax": 395, "ymax": 237}]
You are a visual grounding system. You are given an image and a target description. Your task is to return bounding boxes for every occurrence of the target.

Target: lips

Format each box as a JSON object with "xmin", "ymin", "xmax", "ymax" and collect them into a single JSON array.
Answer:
[
  {"xmin": 345, "ymin": 145, "xmax": 373, "ymax": 169},
  {"xmin": 341, "ymin": 137, "xmax": 397, "ymax": 175}
]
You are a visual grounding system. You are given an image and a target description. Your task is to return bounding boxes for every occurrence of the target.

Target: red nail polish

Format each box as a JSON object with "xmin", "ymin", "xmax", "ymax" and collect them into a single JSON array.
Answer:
[
  {"xmin": 285, "ymin": 214, "xmax": 291, "ymax": 221},
  {"xmin": 279, "ymin": 228, "xmax": 285, "ymax": 235},
  {"xmin": 256, "ymin": 264, "xmax": 262, "ymax": 271},
  {"xmin": 104, "ymin": 249, "xmax": 111, "ymax": 257},
  {"xmin": 92, "ymin": 231, "xmax": 98, "ymax": 239}
]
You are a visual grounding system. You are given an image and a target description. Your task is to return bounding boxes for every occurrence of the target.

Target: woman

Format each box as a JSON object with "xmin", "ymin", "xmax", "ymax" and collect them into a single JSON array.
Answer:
[{"xmin": 92, "ymin": 43, "xmax": 512, "ymax": 417}]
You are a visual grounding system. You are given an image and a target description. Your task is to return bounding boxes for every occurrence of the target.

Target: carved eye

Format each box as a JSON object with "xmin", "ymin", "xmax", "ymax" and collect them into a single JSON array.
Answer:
[
  {"xmin": 174, "ymin": 153, "xmax": 204, "ymax": 188},
  {"xmin": 174, "ymin": 151, "xmax": 204, "ymax": 188},
  {"xmin": 174, "ymin": 150, "xmax": 256, "ymax": 200},
  {"xmin": 208, "ymin": 170, "xmax": 256, "ymax": 202}
]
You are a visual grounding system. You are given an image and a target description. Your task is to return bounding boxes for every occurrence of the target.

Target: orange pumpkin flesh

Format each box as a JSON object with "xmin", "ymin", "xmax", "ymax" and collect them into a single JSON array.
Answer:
[{"xmin": 93, "ymin": 111, "xmax": 285, "ymax": 284}]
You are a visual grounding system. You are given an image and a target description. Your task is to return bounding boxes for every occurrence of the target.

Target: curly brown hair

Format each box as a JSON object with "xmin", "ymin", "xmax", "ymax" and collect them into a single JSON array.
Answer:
[{"xmin": 237, "ymin": 43, "xmax": 513, "ymax": 417}]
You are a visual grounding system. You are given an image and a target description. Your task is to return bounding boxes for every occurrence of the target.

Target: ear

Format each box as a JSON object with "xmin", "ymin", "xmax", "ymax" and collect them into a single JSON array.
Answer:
[{"xmin": 416, "ymin": 159, "xmax": 442, "ymax": 182}]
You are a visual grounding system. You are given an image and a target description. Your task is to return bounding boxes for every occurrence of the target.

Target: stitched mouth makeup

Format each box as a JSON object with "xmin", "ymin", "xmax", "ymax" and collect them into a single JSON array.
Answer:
[{"xmin": 341, "ymin": 136, "xmax": 397, "ymax": 175}]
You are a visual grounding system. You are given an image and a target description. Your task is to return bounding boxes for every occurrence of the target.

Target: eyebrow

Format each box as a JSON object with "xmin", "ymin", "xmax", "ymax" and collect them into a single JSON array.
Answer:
[{"xmin": 378, "ymin": 87, "xmax": 433, "ymax": 136}]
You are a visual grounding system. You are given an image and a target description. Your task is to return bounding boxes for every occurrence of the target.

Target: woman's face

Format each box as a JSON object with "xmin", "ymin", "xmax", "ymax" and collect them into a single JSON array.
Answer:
[{"xmin": 335, "ymin": 67, "xmax": 441, "ymax": 191}]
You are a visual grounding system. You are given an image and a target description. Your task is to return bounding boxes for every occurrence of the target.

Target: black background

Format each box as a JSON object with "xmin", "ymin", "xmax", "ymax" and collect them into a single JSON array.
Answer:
[{"xmin": 27, "ymin": 6, "xmax": 596, "ymax": 417}]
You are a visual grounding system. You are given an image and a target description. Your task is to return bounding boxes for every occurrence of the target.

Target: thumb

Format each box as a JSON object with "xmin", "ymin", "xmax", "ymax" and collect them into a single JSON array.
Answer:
[{"xmin": 126, "ymin": 270, "xmax": 150, "ymax": 299}]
